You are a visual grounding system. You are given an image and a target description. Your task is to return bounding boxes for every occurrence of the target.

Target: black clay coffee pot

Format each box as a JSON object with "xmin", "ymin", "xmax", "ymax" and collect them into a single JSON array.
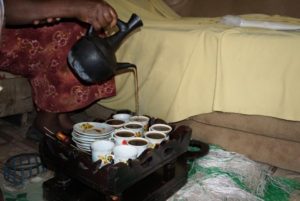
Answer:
[{"xmin": 68, "ymin": 14, "xmax": 143, "ymax": 84}]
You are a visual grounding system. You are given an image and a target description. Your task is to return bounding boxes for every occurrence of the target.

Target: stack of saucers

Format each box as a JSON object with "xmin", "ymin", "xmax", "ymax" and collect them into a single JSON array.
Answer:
[{"xmin": 72, "ymin": 122, "xmax": 114, "ymax": 152}]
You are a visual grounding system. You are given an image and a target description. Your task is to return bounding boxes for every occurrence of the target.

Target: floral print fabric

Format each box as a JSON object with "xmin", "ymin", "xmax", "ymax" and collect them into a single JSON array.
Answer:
[{"xmin": 0, "ymin": 22, "xmax": 116, "ymax": 113}]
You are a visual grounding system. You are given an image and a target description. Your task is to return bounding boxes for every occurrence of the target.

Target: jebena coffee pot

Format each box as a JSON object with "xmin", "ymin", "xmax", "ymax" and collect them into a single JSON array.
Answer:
[{"xmin": 68, "ymin": 14, "xmax": 143, "ymax": 84}]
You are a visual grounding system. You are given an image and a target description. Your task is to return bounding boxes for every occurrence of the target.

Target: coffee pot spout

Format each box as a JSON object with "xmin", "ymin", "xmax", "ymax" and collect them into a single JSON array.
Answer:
[
  {"xmin": 107, "ymin": 14, "xmax": 143, "ymax": 50},
  {"xmin": 116, "ymin": 62, "xmax": 136, "ymax": 74}
]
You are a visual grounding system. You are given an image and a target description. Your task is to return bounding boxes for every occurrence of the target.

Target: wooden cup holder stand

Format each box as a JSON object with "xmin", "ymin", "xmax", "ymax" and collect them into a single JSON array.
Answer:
[{"xmin": 39, "ymin": 117, "xmax": 209, "ymax": 201}]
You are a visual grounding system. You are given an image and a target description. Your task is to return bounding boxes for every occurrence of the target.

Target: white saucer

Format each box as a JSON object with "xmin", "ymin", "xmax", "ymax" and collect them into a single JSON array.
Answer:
[{"xmin": 73, "ymin": 122, "xmax": 114, "ymax": 136}]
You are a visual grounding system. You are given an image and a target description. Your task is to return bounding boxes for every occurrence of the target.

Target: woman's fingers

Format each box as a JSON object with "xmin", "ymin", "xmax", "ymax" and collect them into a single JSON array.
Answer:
[
  {"xmin": 79, "ymin": 1, "xmax": 117, "ymax": 31},
  {"xmin": 109, "ymin": 9, "xmax": 117, "ymax": 28},
  {"xmin": 32, "ymin": 17, "xmax": 61, "ymax": 25}
]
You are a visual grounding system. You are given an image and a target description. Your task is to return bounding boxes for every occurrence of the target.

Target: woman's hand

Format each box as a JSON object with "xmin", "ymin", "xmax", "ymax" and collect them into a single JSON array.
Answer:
[{"xmin": 74, "ymin": 0, "xmax": 118, "ymax": 30}]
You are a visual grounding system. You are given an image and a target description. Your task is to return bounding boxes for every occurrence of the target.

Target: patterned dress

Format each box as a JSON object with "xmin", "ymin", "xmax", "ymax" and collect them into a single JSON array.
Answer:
[{"xmin": 0, "ymin": 22, "xmax": 116, "ymax": 113}]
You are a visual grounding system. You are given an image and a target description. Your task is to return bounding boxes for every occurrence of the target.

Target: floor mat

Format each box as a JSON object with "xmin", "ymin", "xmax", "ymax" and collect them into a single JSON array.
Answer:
[
  {"xmin": 168, "ymin": 145, "xmax": 300, "ymax": 201},
  {"xmin": 1, "ymin": 171, "xmax": 54, "ymax": 201}
]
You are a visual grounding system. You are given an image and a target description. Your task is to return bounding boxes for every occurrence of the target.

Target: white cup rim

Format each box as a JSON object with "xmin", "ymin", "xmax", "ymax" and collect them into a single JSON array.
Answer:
[
  {"xmin": 124, "ymin": 121, "xmax": 144, "ymax": 126},
  {"xmin": 150, "ymin": 124, "xmax": 172, "ymax": 129},
  {"xmin": 144, "ymin": 131, "xmax": 167, "ymax": 138},
  {"xmin": 149, "ymin": 124, "xmax": 173, "ymax": 133},
  {"xmin": 129, "ymin": 115, "xmax": 150, "ymax": 121}
]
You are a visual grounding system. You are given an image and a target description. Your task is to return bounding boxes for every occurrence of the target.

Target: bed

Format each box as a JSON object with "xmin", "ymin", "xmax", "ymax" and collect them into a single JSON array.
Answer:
[{"xmin": 99, "ymin": 0, "xmax": 300, "ymax": 172}]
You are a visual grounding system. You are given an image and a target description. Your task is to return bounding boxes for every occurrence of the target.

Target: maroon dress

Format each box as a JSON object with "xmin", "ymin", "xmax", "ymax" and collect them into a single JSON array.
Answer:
[{"xmin": 0, "ymin": 22, "xmax": 116, "ymax": 113}]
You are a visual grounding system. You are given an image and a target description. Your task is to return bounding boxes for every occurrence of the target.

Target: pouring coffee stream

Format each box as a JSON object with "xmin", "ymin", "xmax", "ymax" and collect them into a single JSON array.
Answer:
[{"xmin": 67, "ymin": 14, "xmax": 143, "ymax": 84}]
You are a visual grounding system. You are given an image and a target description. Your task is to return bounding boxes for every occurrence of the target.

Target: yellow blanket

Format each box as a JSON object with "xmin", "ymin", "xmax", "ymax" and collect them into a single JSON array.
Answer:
[
  {"xmin": 214, "ymin": 28, "xmax": 300, "ymax": 121},
  {"xmin": 100, "ymin": 0, "xmax": 300, "ymax": 122}
]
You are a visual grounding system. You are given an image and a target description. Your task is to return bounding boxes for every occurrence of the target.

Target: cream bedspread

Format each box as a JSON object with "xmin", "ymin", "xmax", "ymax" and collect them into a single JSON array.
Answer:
[{"xmin": 99, "ymin": 0, "xmax": 300, "ymax": 122}]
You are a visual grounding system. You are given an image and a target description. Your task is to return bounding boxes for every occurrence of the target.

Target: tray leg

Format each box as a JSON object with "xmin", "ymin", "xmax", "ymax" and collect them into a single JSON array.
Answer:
[
  {"xmin": 106, "ymin": 195, "xmax": 122, "ymax": 201},
  {"xmin": 55, "ymin": 171, "xmax": 72, "ymax": 187},
  {"xmin": 163, "ymin": 160, "xmax": 176, "ymax": 181}
]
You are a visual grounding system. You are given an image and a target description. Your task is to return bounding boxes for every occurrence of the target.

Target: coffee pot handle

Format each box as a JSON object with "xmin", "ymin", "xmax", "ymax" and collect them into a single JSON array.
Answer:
[
  {"xmin": 86, "ymin": 25, "xmax": 94, "ymax": 36},
  {"xmin": 86, "ymin": 13, "xmax": 142, "ymax": 37}
]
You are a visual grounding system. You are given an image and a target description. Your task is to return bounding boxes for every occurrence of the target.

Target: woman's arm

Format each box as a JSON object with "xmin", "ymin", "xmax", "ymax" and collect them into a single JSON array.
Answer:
[{"xmin": 4, "ymin": 0, "xmax": 117, "ymax": 30}]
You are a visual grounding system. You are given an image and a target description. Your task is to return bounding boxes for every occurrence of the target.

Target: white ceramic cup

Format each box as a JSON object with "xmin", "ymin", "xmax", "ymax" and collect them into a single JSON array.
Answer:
[
  {"xmin": 112, "ymin": 113, "xmax": 132, "ymax": 123},
  {"xmin": 91, "ymin": 140, "xmax": 115, "ymax": 164},
  {"xmin": 149, "ymin": 123, "xmax": 172, "ymax": 135},
  {"xmin": 123, "ymin": 122, "xmax": 144, "ymax": 137},
  {"xmin": 113, "ymin": 129, "xmax": 136, "ymax": 145},
  {"xmin": 129, "ymin": 115, "xmax": 150, "ymax": 131},
  {"xmin": 113, "ymin": 145, "xmax": 138, "ymax": 164},
  {"xmin": 105, "ymin": 119, "xmax": 125, "ymax": 129},
  {"xmin": 144, "ymin": 131, "xmax": 167, "ymax": 147},
  {"xmin": 127, "ymin": 137, "xmax": 149, "ymax": 157}
]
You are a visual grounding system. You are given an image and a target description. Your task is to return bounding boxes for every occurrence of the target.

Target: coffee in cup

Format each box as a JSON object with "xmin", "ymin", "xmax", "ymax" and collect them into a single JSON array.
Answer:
[
  {"xmin": 149, "ymin": 124, "xmax": 172, "ymax": 140},
  {"xmin": 128, "ymin": 137, "xmax": 149, "ymax": 156},
  {"xmin": 105, "ymin": 119, "xmax": 125, "ymax": 129},
  {"xmin": 129, "ymin": 115, "xmax": 150, "ymax": 131},
  {"xmin": 144, "ymin": 131, "xmax": 167, "ymax": 148},
  {"xmin": 150, "ymin": 124, "xmax": 172, "ymax": 133},
  {"xmin": 113, "ymin": 129, "xmax": 135, "ymax": 145},
  {"xmin": 124, "ymin": 122, "xmax": 144, "ymax": 137}
]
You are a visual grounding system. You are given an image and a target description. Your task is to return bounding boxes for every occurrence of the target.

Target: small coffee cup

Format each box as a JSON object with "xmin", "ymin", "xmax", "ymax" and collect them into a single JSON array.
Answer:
[
  {"xmin": 149, "ymin": 124, "xmax": 172, "ymax": 135},
  {"xmin": 105, "ymin": 119, "xmax": 125, "ymax": 129},
  {"xmin": 128, "ymin": 137, "xmax": 149, "ymax": 157},
  {"xmin": 113, "ymin": 129, "xmax": 135, "ymax": 145},
  {"xmin": 123, "ymin": 122, "xmax": 144, "ymax": 137},
  {"xmin": 113, "ymin": 145, "xmax": 138, "ymax": 164},
  {"xmin": 112, "ymin": 113, "xmax": 132, "ymax": 123},
  {"xmin": 91, "ymin": 140, "xmax": 115, "ymax": 166},
  {"xmin": 144, "ymin": 131, "xmax": 167, "ymax": 148},
  {"xmin": 129, "ymin": 115, "xmax": 150, "ymax": 131}
]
